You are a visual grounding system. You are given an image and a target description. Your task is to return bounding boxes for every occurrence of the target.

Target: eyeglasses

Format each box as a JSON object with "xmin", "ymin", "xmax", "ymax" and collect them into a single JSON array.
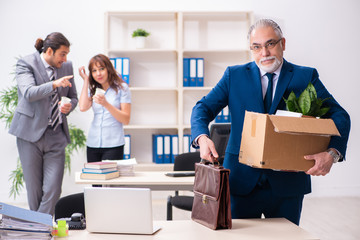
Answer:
[{"xmin": 250, "ymin": 38, "xmax": 282, "ymax": 53}]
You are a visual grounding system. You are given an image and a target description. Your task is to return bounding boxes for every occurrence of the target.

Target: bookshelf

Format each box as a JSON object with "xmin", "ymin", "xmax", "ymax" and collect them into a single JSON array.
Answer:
[{"xmin": 104, "ymin": 11, "xmax": 253, "ymax": 163}]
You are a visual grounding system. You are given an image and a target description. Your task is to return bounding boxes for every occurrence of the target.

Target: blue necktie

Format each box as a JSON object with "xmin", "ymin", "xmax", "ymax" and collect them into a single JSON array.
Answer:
[{"xmin": 264, "ymin": 73, "xmax": 274, "ymax": 113}]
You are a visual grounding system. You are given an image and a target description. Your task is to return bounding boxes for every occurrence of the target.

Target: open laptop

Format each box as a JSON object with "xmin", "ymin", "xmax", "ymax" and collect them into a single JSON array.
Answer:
[{"xmin": 84, "ymin": 187, "xmax": 161, "ymax": 235}]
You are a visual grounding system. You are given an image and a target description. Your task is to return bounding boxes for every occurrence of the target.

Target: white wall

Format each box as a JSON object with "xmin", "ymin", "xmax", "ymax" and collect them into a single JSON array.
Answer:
[{"xmin": 1, "ymin": 0, "xmax": 359, "ymax": 204}]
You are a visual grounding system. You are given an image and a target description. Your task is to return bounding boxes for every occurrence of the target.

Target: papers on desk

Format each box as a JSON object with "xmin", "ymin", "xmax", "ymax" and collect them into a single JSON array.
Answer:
[
  {"xmin": 0, "ymin": 202, "xmax": 52, "ymax": 239},
  {"xmin": 103, "ymin": 158, "xmax": 137, "ymax": 176}
]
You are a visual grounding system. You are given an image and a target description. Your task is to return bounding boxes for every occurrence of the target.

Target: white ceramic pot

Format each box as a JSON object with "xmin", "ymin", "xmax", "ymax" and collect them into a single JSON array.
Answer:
[{"xmin": 135, "ymin": 36, "xmax": 146, "ymax": 49}]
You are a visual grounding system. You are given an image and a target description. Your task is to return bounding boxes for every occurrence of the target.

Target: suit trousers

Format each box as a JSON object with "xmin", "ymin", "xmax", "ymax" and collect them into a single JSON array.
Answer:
[
  {"xmin": 17, "ymin": 125, "xmax": 67, "ymax": 215},
  {"xmin": 230, "ymin": 179, "xmax": 304, "ymax": 225}
]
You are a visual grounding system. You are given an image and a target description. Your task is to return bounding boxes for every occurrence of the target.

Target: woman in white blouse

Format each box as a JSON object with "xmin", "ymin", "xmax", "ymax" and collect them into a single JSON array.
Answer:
[{"xmin": 79, "ymin": 54, "xmax": 131, "ymax": 162}]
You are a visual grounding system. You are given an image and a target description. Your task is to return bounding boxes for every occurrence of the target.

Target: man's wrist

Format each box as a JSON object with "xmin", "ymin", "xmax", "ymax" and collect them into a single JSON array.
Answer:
[
  {"xmin": 193, "ymin": 134, "xmax": 208, "ymax": 147},
  {"xmin": 326, "ymin": 148, "xmax": 342, "ymax": 163}
]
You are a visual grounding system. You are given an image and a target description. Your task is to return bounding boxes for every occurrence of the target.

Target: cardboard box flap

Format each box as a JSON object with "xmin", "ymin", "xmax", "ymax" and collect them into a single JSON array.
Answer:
[{"xmin": 268, "ymin": 115, "xmax": 340, "ymax": 136}]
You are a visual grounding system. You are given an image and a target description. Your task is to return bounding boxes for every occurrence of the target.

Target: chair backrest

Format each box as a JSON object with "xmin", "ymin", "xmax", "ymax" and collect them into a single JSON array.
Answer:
[
  {"xmin": 173, "ymin": 152, "xmax": 201, "ymax": 171},
  {"xmin": 54, "ymin": 193, "xmax": 85, "ymax": 220},
  {"xmin": 210, "ymin": 123, "xmax": 231, "ymax": 164}
]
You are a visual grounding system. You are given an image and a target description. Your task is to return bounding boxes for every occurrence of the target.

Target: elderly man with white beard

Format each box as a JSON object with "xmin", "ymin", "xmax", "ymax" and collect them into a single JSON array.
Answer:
[{"xmin": 190, "ymin": 19, "xmax": 351, "ymax": 225}]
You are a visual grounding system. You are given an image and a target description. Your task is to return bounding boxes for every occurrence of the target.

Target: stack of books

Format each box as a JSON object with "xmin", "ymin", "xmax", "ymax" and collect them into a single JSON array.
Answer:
[
  {"xmin": 80, "ymin": 161, "xmax": 120, "ymax": 180},
  {"xmin": 0, "ymin": 202, "xmax": 53, "ymax": 239}
]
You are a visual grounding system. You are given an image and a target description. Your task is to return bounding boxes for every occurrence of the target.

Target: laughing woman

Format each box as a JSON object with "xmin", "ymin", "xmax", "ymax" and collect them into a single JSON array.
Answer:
[{"xmin": 79, "ymin": 54, "xmax": 131, "ymax": 163}]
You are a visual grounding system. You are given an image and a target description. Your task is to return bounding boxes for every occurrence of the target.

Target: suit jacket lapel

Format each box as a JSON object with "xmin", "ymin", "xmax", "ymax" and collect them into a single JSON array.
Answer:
[
  {"xmin": 246, "ymin": 62, "xmax": 265, "ymax": 112},
  {"xmin": 34, "ymin": 52, "xmax": 51, "ymax": 84},
  {"xmin": 270, "ymin": 59, "xmax": 294, "ymax": 114}
]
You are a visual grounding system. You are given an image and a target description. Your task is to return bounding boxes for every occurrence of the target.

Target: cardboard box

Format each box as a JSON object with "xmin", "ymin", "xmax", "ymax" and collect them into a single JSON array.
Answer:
[{"xmin": 239, "ymin": 111, "xmax": 340, "ymax": 172}]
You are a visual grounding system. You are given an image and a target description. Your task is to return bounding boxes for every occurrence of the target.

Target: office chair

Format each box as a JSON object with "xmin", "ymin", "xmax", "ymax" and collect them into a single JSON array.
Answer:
[
  {"xmin": 166, "ymin": 152, "xmax": 200, "ymax": 220},
  {"xmin": 54, "ymin": 192, "xmax": 85, "ymax": 220}
]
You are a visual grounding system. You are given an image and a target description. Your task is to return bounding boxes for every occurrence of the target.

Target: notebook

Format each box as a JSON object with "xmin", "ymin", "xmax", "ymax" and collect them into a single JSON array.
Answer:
[{"xmin": 84, "ymin": 187, "xmax": 161, "ymax": 235}]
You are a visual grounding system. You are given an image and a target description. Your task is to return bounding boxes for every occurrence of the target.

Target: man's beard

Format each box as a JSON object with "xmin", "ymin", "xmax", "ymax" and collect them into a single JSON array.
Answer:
[{"xmin": 258, "ymin": 56, "xmax": 282, "ymax": 73}]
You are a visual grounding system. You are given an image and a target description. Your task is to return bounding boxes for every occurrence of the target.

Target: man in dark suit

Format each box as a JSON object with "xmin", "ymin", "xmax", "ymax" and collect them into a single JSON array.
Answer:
[
  {"xmin": 190, "ymin": 19, "xmax": 350, "ymax": 225},
  {"xmin": 9, "ymin": 32, "xmax": 78, "ymax": 215}
]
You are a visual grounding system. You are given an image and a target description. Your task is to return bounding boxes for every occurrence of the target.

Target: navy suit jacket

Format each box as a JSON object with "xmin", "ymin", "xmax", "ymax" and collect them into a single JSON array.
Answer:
[{"xmin": 191, "ymin": 59, "xmax": 350, "ymax": 197}]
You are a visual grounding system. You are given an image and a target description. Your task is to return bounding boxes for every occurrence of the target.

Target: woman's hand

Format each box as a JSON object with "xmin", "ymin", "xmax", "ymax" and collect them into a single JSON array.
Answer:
[
  {"xmin": 93, "ymin": 94, "xmax": 108, "ymax": 107},
  {"xmin": 78, "ymin": 66, "xmax": 89, "ymax": 82}
]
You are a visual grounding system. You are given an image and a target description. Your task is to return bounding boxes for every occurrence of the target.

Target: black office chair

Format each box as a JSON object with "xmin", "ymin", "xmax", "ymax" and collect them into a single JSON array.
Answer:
[
  {"xmin": 54, "ymin": 192, "xmax": 85, "ymax": 220},
  {"xmin": 166, "ymin": 152, "xmax": 200, "ymax": 220}
]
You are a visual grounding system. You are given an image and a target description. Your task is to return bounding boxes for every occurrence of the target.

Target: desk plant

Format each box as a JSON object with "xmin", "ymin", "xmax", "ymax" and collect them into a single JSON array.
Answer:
[
  {"xmin": 283, "ymin": 82, "xmax": 330, "ymax": 117},
  {"xmin": 132, "ymin": 28, "xmax": 150, "ymax": 49},
  {"xmin": 0, "ymin": 64, "xmax": 86, "ymax": 198}
]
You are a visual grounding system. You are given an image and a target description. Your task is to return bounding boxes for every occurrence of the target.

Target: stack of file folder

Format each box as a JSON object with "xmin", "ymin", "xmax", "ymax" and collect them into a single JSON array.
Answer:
[
  {"xmin": 0, "ymin": 202, "xmax": 53, "ymax": 239},
  {"xmin": 183, "ymin": 58, "xmax": 204, "ymax": 87},
  {"xmin": 110, "ymin": 57, "xmax": 130, "ymax": 85},
  {"xmin": 153, "ymin": 134, "xmax": 179, "ymax": 164},
  {"xmin": 153, "ymin": 134, "xmax": 197, "ymax": 164},
  {"xmin": 215, "ymin": 106, "xmax": 231, "ymax": 123},
  {"xmin": 103, "ymin": 158, "xmax": 137, "ymax": 176}
]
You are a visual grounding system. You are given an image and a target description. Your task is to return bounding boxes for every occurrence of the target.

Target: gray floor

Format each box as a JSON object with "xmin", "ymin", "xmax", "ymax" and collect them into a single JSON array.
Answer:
[{"xmin": 155, "ymin": 194, "xmax": 360, "ymax": 240}]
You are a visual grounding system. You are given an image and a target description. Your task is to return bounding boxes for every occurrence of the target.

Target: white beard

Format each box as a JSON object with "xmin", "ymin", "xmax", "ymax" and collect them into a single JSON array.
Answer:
[{"xmin": 258, "ymin": 56, "xmax": 282, "ymax": 73}]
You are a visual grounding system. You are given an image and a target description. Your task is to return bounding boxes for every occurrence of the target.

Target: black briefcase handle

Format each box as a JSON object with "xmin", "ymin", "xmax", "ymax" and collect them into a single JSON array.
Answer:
[{"xmin": 200, "ymin": 159, "xmax": 223, "ymax": 169}]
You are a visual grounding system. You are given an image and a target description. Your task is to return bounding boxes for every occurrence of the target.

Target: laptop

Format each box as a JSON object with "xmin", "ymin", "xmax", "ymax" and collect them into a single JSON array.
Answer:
[{"xmin": 84, "ymin": 187, "xmax": 161, "ymax": 235}]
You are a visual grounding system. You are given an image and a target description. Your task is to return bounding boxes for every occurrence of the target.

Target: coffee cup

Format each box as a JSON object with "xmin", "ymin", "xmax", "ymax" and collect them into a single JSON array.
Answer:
[
  {"xmin": 95, "ymin": 88, "xmax": 106, "ymax": 96},
  {"xmin": 61, "ymin": 96, "xmax": 71, "ymax": 107}
]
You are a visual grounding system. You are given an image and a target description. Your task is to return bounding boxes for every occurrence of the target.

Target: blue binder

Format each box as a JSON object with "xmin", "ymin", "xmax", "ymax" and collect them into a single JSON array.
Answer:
[
  {"xmin": 152, "ymin": 135, "xmax": 164, "ymax": 164},
  {"xmin": 171, "ymin": 135, "xmax": 179, "ymax": 163},
  {"xmin": 215, "ymin": 109, "xmax": 224, "ymax": 123},
  {"xmin": 115, "ymin": 57, "xmax": 123, "ymax": 77},
  {"xmin": 196, "ymin": 58, "xmax": 204, "ymax": 87},
  {"xmin": 122, "ymin": 57, "xmax": 130, "ymax": 85},
  {"xmin": 163, "ymin": 135, "xmax": 171, "ymax": 163},
  {"xmin": 189, "ymin": 58, "xmax": 197, "ymax": 87},
  {"xmin": 223, "ymin": 106, "xmax": 229, "ymax": 122},
  {"xmin": 0, "ymin": 202, "xmax": 52, "ymax": 227},
  {"xmin": 183, "ymin": 58, "xmax": 190, "ymax": 87},
  {"xmin": 124, "ymin": 134, "xmax": 131, "ymax": 159},
  {"xmin": 183, "ymin": 134, "xmax": 191, "ymax": 153},
  {"xmin": 110, "ymin": 58, "xmax": 116, "ymax": 68}
]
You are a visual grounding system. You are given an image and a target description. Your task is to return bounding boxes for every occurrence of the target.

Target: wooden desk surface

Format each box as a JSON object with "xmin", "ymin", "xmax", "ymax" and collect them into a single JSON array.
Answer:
[
  {"xmin": 65, "ymin": 219, "xmax": 318, "ymax": 240},
  {"xmin": 75, "ymin": 171, "xmax": 194, "ymax": 191}
]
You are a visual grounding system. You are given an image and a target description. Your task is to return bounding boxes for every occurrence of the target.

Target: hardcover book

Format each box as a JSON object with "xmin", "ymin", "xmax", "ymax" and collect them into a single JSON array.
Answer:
[
  {"xmin": 80, "ymin": 171, "xmax": 120, "ymax": 180},
  {"xmin": 83, "ymin": 161, "xmax": 117, "ymax": 169},
  {"xmin": 82, "ymin": 167, "xmax": 118, "ymax": 174}
]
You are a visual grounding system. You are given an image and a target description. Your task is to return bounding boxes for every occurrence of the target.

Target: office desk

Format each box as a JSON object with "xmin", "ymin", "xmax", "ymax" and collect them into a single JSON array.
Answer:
[
  {"xmin": 66, "ymin": 218, "xmax": 318, "ymax": 240},
  {"xmin": 75, "ymin": 171, "xmax": 194, "ymax": 191}
]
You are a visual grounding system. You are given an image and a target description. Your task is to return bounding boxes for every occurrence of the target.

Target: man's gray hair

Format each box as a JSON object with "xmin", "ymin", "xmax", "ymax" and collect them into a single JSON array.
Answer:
[{"xmin": 247, "ymin": 19, "xmax": 283, "ymax": 40}]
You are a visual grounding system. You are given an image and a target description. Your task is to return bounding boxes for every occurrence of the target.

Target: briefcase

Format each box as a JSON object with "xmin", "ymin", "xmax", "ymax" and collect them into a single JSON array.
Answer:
[{"xmin": 191, "ymin": 160, "xmax": 232, "ymax": 230}]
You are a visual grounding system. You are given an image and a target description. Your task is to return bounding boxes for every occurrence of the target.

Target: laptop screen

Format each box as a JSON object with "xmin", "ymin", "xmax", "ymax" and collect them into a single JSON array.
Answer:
[{"xmin": 84, "ymin": 187, "xmax": 160, "ymax": 235}]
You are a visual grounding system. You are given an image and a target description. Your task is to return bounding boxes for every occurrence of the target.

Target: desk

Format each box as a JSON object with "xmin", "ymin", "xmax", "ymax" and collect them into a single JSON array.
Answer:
[
  {"xmin": 75, "ymin": 171, "xmax": 194, "ymax": 191},
  {"xmin": 66, "ymin": 219, "xmax": 318, "ymax": 240}
]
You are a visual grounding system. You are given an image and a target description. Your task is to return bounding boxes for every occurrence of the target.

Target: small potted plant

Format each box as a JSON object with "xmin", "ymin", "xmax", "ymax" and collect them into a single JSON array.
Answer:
[
  {"xmin": 283, "ymin": 82, "xmax": 331, "ymax": 118},
  {"xmin": 132, "ymin": 28, "xmax": 150, "ymax": 49}
]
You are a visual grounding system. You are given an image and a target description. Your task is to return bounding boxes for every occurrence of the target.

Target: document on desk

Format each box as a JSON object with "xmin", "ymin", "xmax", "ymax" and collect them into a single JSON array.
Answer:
[{"xmin": 165, "ymin": 171, "xmax": 195, "ymax": 177}]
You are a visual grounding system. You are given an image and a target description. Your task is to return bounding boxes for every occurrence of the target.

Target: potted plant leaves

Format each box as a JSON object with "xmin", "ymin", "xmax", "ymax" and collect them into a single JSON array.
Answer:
[
  {"xmin": 283, "ymin": 82, "xmax": 331, "ymax": 118},
  {"xmin": 132, "ymin": 28, "xmax": 150, "ymax": 49}
]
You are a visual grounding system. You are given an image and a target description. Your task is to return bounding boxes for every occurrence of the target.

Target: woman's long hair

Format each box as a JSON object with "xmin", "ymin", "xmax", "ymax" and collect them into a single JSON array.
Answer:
[{"xmin": 88, "ymin": 54, "xmax": 125, "ymax": 97}]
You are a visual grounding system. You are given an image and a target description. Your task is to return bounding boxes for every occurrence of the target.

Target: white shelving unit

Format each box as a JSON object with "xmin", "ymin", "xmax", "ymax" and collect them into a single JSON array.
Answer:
[{"xmin": 104, "ymin": 11, "xmax": 253, "ymax": 163}]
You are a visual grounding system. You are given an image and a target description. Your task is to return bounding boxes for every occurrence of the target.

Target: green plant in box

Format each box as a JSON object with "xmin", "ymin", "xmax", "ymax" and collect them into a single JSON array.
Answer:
[{"xmin": 284, "ymin": 82, "xmax": 331, "ymax": 117}]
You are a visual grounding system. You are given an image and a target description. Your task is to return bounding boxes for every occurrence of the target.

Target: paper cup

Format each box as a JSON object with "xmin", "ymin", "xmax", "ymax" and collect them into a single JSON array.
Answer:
[
  {"xmin": 95, "ymin": 88, "xmax": 106, "ymax": 96},
  {"xmin": 61, "ymin": 96, "xmax": 71, "ymax": 107}
]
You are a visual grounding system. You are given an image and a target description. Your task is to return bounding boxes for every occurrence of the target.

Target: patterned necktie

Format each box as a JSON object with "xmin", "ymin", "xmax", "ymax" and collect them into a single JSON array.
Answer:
[
  {"xmin": 264, "ymin": 73, "xmax": 274, "ymax": 113},
  {"xmin": 49, "ymin": 67, "xmax": 62, "ymax": 130}
]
